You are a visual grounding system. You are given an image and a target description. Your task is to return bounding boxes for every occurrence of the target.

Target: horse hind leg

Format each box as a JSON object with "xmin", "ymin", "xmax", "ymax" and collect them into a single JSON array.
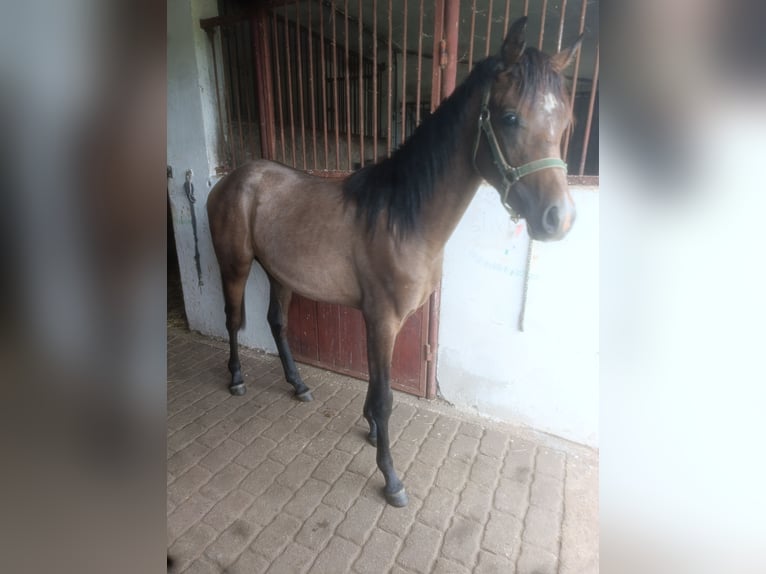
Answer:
[
  {"xmin": 221, "ymin": 262, "xmax": 252, "ymax": 396},
  {"xmin": 267, "ymin": 278, "xmax": 313, "ymax": 401}
]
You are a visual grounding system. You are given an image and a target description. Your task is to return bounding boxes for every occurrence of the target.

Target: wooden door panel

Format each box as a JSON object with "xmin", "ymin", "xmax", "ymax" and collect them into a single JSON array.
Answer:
[{"xmin": 287, "ymin": 294, "xmax": 428, "ymax": 396}]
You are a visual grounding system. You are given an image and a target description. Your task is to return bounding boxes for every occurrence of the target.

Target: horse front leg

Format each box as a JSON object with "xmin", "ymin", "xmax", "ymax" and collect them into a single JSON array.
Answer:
[
  {"xmin": 267, "ymin": 278, "xmax": 313, "ymax": 401},
  {"xmin": 364, "ymin": 314, "xmax": 408, "ymax": 507}
]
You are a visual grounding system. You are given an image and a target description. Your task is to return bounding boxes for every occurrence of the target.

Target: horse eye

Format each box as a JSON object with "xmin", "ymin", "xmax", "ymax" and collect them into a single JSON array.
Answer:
[{"xmin": 501, "ymin": 111, "xmax": 519, "ymax": 127}]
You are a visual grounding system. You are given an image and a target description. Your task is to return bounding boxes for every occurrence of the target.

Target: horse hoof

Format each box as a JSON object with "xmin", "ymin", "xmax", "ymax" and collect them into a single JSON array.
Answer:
[
  {"xmin": 385, "ymin": 487, "xmax": 409, "ymax": 508},
  {"xmin": 367, "ymin": 433, "xmax": 377, "ymax": 447},
  {"xmin": 229, "ymin": 384, "xmax": 246, "ymax": 396},
  {"xmin": 295, "ymin": 389, "xmax": 313, "ymax": 402}
]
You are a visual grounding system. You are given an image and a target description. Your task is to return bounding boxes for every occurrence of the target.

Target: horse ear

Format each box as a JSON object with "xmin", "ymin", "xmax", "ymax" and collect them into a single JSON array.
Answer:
[
  {"xmin": 551, "ymin": 34, "xmax": 584, "ymax": 72},
  {"xmin": 499, "ymin": 17, "xmax": 527, "ymax": 68}
]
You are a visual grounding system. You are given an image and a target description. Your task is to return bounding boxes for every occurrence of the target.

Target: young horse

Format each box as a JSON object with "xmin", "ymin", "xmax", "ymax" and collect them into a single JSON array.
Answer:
[{"xmin": 207, "ymin": 18, "xmax": 581, "ymax": 507}]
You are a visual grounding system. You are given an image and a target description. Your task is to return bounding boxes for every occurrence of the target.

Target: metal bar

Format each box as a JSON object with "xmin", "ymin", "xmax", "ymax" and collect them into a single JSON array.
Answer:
[
  {"xmin": 344, "ymin": 0, "xmax": 352, "ymax": 169},
  {"xmin": 284, "ymin": 7, "xmax": 297, "ymax": 165},
  {"xmin": 537, "ymin": 0, "xmax": 547, "ymax": 50},
  {"xmin": 503, "ymin": 0, "xmax": 511, "ymax": 31},
  {"xmin": 523, "ymin": 0, "xmax": 529, "ymax": 16},
  {"xmin": 243, "ymin": 24, "xmax": 256, "ymax": 160},
  {"xmin": 307, "ymin": 0, "xmax": 318, "ymax": 168},
  {"xmin": 372, "ymin": 0, "xmax": 378, "ymax": 163},
  {"xmin": 387, "ymin": 0, "xmax": 393, "ymax": 155},
  {"xmin": 231, "ymin": 24, "xmax": 246, "ymax": 164},
  {"xmin": 400, "ymin": 0, "xmax": 407, "ymax": 140},
  {"xmin": 272, "ymin": 12, "xmax": 287, "ymax": 163},
  {"xmin": 358, "ymin": 0, "xmax": 364, "ymax": 168},
  {"xmin": 296, "ymin": 3, "xmax": 308, "ymax": 169},
  {"xmin": 319, "ymin": 1, "xmax": 330, "ymax": 167},
  {"xmin": 430, "ymin": 0, "xmax": 444, "ymax": 111},
  {"xmin": 556, "ymin": 0, "xmax": 568, "ymax": 51},
  {"xmin": 331, "ymin": 1, "xmax": 340, "ymax": 170},
  {"xmin": 221, "ymin": 28, "xmax": 237, "ymax": 166},
  {"xmin": 578, "ymin": 43, "xmax": 598, "ymax": 176},
  {"xmin": 415, "ymin": 0, "xmax": 424, "ymax": 126},
  {"xmin": 252, "ymin": 11, "xmax": 276, "ymax": 160},
  {"xmin": 468, "ymin": 0, "xmax": 476, "ymax": 72},
  {"xmin": 442, "ymin": 0, "xmax": 459, "ymax": 97},
  {"xmin": 208, "ymin": 29, "xmax": 227, "ymax": 166},
  {"xmin": 562, "ymin": 0, "xmax": 587, "ymax": 161},
  {"xmin": 484, "ymin": 0, "xmax": 493, "ymax": 57}
]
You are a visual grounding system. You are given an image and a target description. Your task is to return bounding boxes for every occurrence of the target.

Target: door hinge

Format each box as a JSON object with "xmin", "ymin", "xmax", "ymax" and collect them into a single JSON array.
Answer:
[
  {"xmin": 439, "ymin": 38, "xmax": 448, "ymax": 69},
  {"xmin": 424, "ymin": 343, "xmax": 434, "ymax": 362}
]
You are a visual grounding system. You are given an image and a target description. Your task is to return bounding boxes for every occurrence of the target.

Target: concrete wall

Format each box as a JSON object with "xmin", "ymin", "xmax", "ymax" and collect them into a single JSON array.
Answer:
[
  {"xmin": 167, "ymin": 0, "xmax": 277, "ymax": 354},
  {"xmin": 437, "ymin": 184, "xmax": 599, "ymax": 447}
]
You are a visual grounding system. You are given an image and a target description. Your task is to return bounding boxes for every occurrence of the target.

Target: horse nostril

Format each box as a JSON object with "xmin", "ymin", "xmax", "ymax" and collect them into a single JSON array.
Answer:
[{"xmin": 543, "ymin": 205, "xmax": 559, "ymax": 233}]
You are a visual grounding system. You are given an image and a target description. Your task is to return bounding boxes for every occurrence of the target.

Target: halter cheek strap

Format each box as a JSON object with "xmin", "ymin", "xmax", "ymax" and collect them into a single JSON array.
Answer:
[{"xmin": 472, "ymin": 85, "xmax": 567, "ymax": 222}]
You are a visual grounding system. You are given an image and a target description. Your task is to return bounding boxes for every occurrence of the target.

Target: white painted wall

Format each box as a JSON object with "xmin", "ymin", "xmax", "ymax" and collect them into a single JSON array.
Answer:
[
  {"xmin": 167, "ymin": 0, "xmax": 277, "ymax": 353},
  {"xmin": 437, "ymin": 184, "xmax": 599, "ymax": 447}
]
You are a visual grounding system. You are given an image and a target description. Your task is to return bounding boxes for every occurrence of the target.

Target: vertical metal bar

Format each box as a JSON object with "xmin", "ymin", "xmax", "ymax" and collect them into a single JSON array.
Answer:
[
  {"xmin": 296, "ymin": 3, "xmax": 307, "ymax": 169},
  {"xmin": 208, "ymin": 28, "xmax": 227, "ymax": 166},
  {"xmin": 319, "ymin": 1, "xmax": 329, "ymax": 167},
  {"xmin": 578, "ymin": 43, "xmax": 598, "ymax": 176},
  {"xmin": 242, "ymin": 24, "xmax": 256, "ymax": 159},
  {"xmin": 221, "ymin": 28, "xmax": 237, "ymax": 166},
  {"xmin": 430, "ymin": 0, "xmax": 444, "ymax": 111},
  {"xmin": 272, "ymin": 12, "xmax": 286, "ymax": 163},
  {"xmin": 400, "ymin": 0, "xmax": 407, "ymax": 139},
  {"xmin": 284, "ymin": 8, "xmax": 297, "ymax": 166},
  {"xmin": 442, "ymin": 0, "xmax": 459, "ymax": 98},
  {"xmin": 537, "ymin": 0, "xmax": 548, "ymax": 50},
  {"xmin": 523, "ymin": 0, "xmax": 529, "ymax": 15},
  {"xmin": 330, "ymin": 1, "xmax": 340, "ymax": 170},
  {"xmin": 503, "ymin": 0, "xmax": 511, "ymax": 34},
  {"xmin": 556, "ymin": 0, "xmax": 568, "ymax": 51},
  {"xmin": 231, "ymin": 25, "xmax": 246, "ymax": 164},
  {"xmin": 372, "ymin": 0, "xmax": 378, "ymax": 162},
  {"xmin": 484, "ymin": 0, "xmax": 493, "ymax": 57},
  {"xmin": 307, "ymin": 0, "xmax": 318, "ymax": 168},
  {"xmin": 252, "ymin": 10, "xmax": 276, "ymax": 161},
  {"xmin": 344, "ymin": 0, "xmax": 352, "ymax": 169},
  {"xmin": 468, "ymin": 0, "xmax": 476, "ymax": 72},
  {"xmin": 358, "ymin": 0, "xmax": 364, "ymax": 167},
  {"xmin": 386, "ymin": 0, "xmax": 393, "ymax": 155},
  {"xmin": 562, "ymin": 0, "xmax": 587, "ymax": 161},
  {"xmin": 415, "ymin": 0, "xmax": 424, "ymax": 126}
]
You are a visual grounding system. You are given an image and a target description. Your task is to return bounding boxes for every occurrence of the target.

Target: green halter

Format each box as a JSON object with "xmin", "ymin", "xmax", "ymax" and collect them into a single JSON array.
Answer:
[{"xmin": 472, "ymin": 85, "xmax": 567, "ymax": 222}]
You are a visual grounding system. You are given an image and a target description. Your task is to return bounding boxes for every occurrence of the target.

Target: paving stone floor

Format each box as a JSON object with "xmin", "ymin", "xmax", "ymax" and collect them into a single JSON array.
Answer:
[{"xmin": 167, "ymin": 326, "xmax": 598, "ymax": 573}]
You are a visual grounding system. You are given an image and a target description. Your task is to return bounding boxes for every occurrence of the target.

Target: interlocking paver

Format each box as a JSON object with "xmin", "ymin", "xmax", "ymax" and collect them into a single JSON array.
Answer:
[
  {"xmin": 250, "ymin": 514, "xmax": 302, "ymax": 561},
  {"xmin": 352, "ymin": 528, "xmax": 401, "ymax": 574},
  {"xmin": 166, "ymin": 326, "xmax": 597, "ymax": 574},
  {"xmin": 482, "ymin": 510, "xmax": 523, "ymax": 558},
  {"xmin": 295, "ymin": 503, "xmax": 344, "ymax": 551},
  {"xmin": 516, "ymin": 543, "xmax": 558, "ymax": 574},
  {"xmin": 308, "ymin": 536, "xmax": 360, "ymax": 574},
  {"xmin": 521, "ymin": 505, "xmax": 562, "ymax": 555},
  {"xmin": 199, "ymin": 463, "xmax": 248, "ymax": 501},
  {"xmin": 336, "ymin": 496, "xmax": 385, "ymax": 545},
  {"xmin": 441, "ymin": 515, "xmax": 483, "ymax": 568},
  {"xmin": 395, "ymin": 521, "xmax": 442, "ymax": 573}
]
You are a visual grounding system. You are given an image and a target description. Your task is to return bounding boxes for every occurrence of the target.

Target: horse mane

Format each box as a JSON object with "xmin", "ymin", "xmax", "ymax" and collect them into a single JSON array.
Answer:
[{"xmin": 342, "ymin": 48, "xmax": 568, "ymax": 235}]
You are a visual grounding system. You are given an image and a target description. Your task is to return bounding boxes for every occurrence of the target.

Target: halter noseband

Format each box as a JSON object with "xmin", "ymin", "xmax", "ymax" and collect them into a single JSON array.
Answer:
[{"xmin": 472, "ymin": 84, "xmax": 568, "ymax": 222}]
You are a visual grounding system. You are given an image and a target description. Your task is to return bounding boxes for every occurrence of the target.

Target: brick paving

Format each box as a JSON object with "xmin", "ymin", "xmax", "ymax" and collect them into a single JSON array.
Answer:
[{"xmin": 168, "ymin": 326, "xmax": 598, "ymax": 573}]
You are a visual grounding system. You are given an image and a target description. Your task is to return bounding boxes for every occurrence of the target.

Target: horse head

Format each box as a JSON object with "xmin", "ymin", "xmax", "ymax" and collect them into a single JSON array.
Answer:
[{"xmin": 473, "ymin": 17, "xmax": 583, "ymax": 241}]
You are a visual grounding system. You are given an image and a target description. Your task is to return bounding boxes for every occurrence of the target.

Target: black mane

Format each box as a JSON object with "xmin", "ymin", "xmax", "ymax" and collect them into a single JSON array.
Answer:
[{"xmin": 342, "ymin": 48, "xmax": 565, "ymax": 235}]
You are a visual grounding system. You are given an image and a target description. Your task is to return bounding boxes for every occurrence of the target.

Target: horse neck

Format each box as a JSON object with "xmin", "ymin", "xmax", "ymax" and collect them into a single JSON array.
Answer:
[{"xmin": 418, "ymin": 89, "xmax": 485, "ymax": 250}]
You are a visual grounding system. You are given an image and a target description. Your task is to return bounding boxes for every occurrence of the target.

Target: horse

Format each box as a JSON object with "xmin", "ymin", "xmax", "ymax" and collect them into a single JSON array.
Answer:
[{"xmin": 206, "ymin": 17, "xmax": 582, "ymax": 507}]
